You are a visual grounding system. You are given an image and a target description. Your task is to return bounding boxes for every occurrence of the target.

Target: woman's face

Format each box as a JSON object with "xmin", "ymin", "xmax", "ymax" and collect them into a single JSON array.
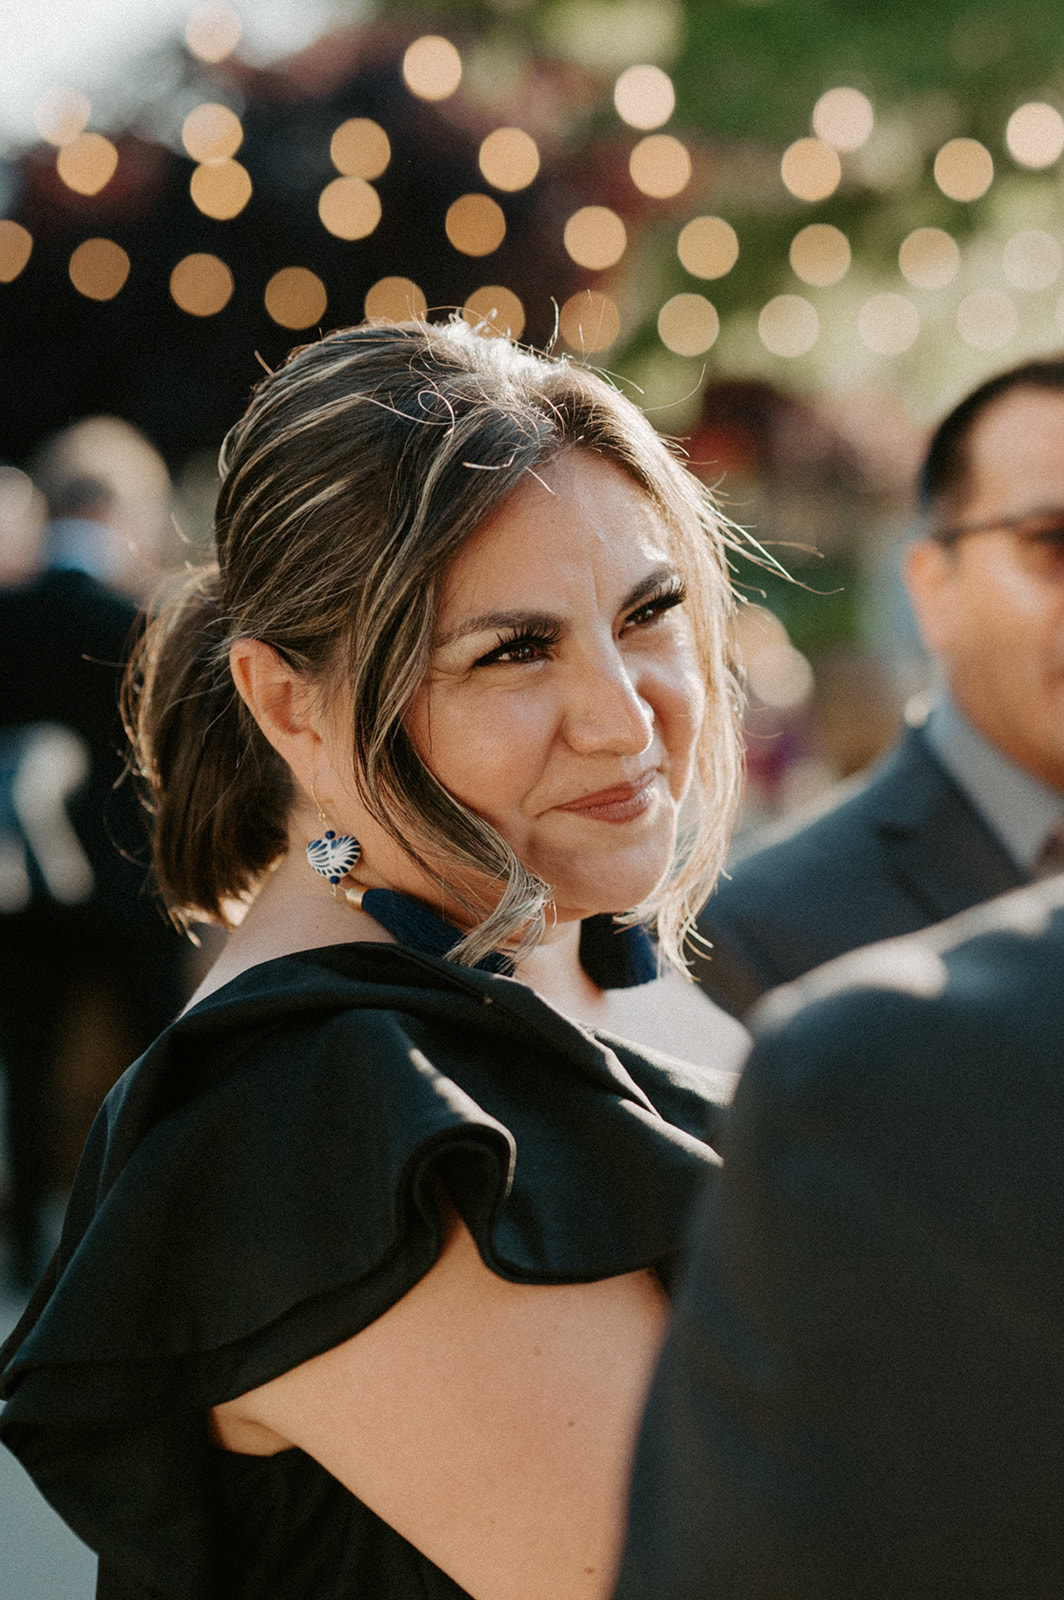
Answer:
[{"xmin": 404, "ymin": 450, "xmax": 706, "ymax": 923}]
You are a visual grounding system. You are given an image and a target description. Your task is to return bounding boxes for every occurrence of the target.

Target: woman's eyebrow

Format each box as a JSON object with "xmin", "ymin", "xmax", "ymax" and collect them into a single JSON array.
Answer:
[{"xmin": 623, "ymin": 563, "xmax": 681, "ymax": 610}]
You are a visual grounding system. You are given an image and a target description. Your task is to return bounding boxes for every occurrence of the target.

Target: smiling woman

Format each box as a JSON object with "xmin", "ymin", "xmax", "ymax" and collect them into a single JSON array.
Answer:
[{"xmin": 0, "ymin": 319, "xmax": 748, "ymax": 1600}]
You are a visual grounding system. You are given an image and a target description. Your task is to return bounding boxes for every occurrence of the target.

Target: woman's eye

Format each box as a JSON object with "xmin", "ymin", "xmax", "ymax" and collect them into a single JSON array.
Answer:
[
  {"xmin": 625, "ymin": 585, "xmax": 687, "ymax": 630},
  {"xmin": 475, "ymin": 631, "xmax": 557, "ymax": 667}
]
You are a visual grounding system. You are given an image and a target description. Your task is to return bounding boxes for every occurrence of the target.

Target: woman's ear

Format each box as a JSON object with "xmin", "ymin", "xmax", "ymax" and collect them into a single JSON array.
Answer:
[{"xmin": 229, "ymin": 639, "xmax": 323, "ymax": 784}]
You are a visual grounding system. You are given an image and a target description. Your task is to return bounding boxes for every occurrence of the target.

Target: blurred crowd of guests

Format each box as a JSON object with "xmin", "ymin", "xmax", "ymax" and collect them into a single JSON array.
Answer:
[{"xmin": 0, "ymin": 419, "xmax": 192, "ymax": 1289}]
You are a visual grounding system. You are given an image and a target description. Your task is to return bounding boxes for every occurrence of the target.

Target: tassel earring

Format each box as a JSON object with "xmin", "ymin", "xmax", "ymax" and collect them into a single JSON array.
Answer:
[{"xmin": 306, "ymin": 786, "xmax": 360, "ymax": 893}]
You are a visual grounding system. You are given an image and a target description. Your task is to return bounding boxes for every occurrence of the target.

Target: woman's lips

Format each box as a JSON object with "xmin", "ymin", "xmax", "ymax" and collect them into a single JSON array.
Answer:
[{"xmin": 554, "ymin": 771, "xmax": 658, "ymax": 823}]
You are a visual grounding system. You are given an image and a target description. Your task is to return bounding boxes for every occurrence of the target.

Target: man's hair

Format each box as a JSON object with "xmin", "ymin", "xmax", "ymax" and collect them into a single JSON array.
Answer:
[{"xmin": 919, "ymin": 356, "xmax": 1064, "ymax": 519}]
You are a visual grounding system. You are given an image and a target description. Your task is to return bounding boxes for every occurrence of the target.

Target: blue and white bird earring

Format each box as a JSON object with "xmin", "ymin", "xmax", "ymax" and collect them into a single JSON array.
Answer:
[{"xmin": 306, "ymin": 786, "xmax": 360, "ymax": 896}]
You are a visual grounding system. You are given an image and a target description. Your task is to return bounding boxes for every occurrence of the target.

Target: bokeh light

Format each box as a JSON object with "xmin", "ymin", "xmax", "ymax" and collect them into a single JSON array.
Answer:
[
  {"xmin": 758, "ymin": 295, "xmax": 819, "ymax": 356},
  {"xmin": 182, "ymin": 103, "xmax": 243, "ymax": 162},
  {"xmin": 446, "ymin": 194, "xmax": 506, "ymax": 256},
  {"xmin": 780, "ymin": 138, "xmax": 842, "ymax": 201},
  {"xmin": 318, "ymin": 176, "xmax": 381, "ymax": 240},
  {"xmin": 741, "ymin": 606, "xmax": 815, "ymax": 712},
  {"xmin": 463, "ymin": 286, "xmax": 526, "ymax": 339},
  {"xmin": 364, "ymin": 277, "xmax": 428, "ymax": 321},
  {"xmin": 957, "ymin": 289, "xmax": 1017, "ymax": 348},
  {"xmin": 812, "ymin": 87, "xmax": 874, "ymax": 152},
  {"xmin": 1005, "ymin": 102, "xmax": 1064, "ymax": 168},
  {"xmin": 265, "ymin": 267, "xmax": 328, "ymax": 329},
  {"xmin": 629, "ymin": 134, "xmax": 691, "ymax": 198},
  {"xmin": 57, "ymin": 133, "xmax": 118, "ymax": 196},
  {"xmin": 677, "ymin": 216, "xmax": 738, "ymax": 279},
  {"xmin": 559, "ymin": 290, "xmax": 621, "ymax": 352},
  {"xmin": 613, "ymin": 64, "xmax": 675, "ymax": 129},
  {"xmin": 68, "ymin": 238, "xmax": 129, "ymax": 300},
  {"xmin": 658, "ymin": 293, "xmax": 719, "ymax": 355},
  {"xmin": 169, "ymin": 253, "xmax": 234, "ymax": 317},
  {"xmin": 1002, "ymin": 229, "xmax": 1062, "ymax": 291},
  {"xmin": 858, "ymin": 293, "xmax": 920, "ymax": 354},
  {"xmin": 478, "ymin": 128, "xmax": 540, "ymax": 192},
  {"xmin": 33, "ymin": 87, "xmax": 90, "ymax": 146},
  {"xmin": 403, "ymin": 36, "xmax": 462, "ymax": 102},
  {"xmin": 190, "ymin": 159, "xmax": 252, "ymax": 219},
  {"xmin": 330, "ymin": 119, "xmax": 391, "ymax": 180},
  {"xmin": 563, "ymin": 206, "xmax": 627, "ymax": 270},
  {"xmin": 789, "ymin": 224, "xmax": 851, "ymax": 286},
  {"xmin": 898, "ymin": 227, "xmax": 960, "ymax": 289},
  {"xmin": 0, "ymin": 221, "xmax": 33, "ymax": 283},
  {"xmin": 185, "ymin": 3, "xmax": 242, "ymax": 64},
  {"xmin": 934, "ymin": 138, "xmax": 993, "ymax": 200}
]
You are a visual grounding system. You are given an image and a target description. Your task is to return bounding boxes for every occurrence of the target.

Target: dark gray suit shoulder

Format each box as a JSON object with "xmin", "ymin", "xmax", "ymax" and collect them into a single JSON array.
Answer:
[{"xmin": 693, "ymin": 725, "xmax": 1025, "ymax": 1015}]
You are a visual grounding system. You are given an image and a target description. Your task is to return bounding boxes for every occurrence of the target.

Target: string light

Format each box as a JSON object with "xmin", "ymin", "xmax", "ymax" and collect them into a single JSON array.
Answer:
[
  {"xmin": 1005, "ymin": 102, "xmax": 1064, "ymax": 168},
  {"xmin": 318, "ymin": 177, "xmax": 381, "ymax": 240},
  {"xmin": 331, "ymin": 119, "xmax": 391, "ymax": 180},
  {"xmin": 957, "ymin": 289, "xmax": 1016, "ymax": 348},
  {"xmin": 463, "ymin": 285, "xmax": 526, "ymax": 338},
  {"xmin": 364, "ymin": 277, "xmax": 428, "ymax": 320},
  {"xmin": 563, "ymin": 206, "xmax": 626, "ymax": 270},
  {"xmin": 182, "ymin": 104, "xmax": 243, "ymax": 162},
  {"xmin": 789, "ymin": 224, "xmax": 850, "ymax": 286},
  {"xmin": 57, "ymin": 133, "xmax": 118, "ymax": 196},
  {"xmin": 613, "ymin": 64, "xmax": 675, "ymax": 129},
  {"xmin": 478, "ymin": 128, "xmax": 540, "ymax": 191},
  {"xmin": 68, "ymin": 238, "xmax": 129, "ymax": 300},
  {"xmin": 758, "ymin": 295, "xmax": 819, "ymax": 356},
  {"xmin": 265, "ymin": 267, "xmax": 328, "ymax": 329},
  {"xmin": 1002, "ymin": 229, "xmax": 1062, "ymax": 291},
  {"xmin": 445, "ymin": 194, "xmax": 506, "ymax": 256},
  {"xmin": 190, "ymin": 160, "xmax": 252, "ymax": 219},
  {"xmin": 658, "ymin": 293, "xmax": 719, "ymax": 355},
  {"xmin": 185, "ymin": 3, "xmax": 242, "ymax": 64},
  {"xmin": 812, "ymin": 87, "xmax": 874, "ymax": 152},
  {"xmin": 857, "ymin": 293, "xmax": 919, "ymax": 354},
  {"xmin": 0, "ymin": 221, "xmax": 33, "ymax": 283},
  {"xmin": 403, "ymin": 36, "xmax": 462, "ymax": 101},
  {"xmin": 677, "ymin": 216, "xmax": 738, "ymax": 279},
  {"xmin": 629, "ymin": 134, "xmax": 691, "ymax": 198},
  {"xmin": 780, "ymin": 138, "xmax": 841, "ymax": 202},
  {"xmin": 559, "ymin": 289, "xmax": 621, "ymax": 352},
  {"xmin": 899, "ymin": 227, "xmax": 960, "ymax": 289},
  {"xmin": 33, "ymin": 86, "xmax": 90, "ymax": 147},
  {"xmin": 170, "ymin": 253, "xmax": 233, "ymax": 316},
  {"xmin": 934, "ymin": 138, "xmax": 993, "ymax": 201}
]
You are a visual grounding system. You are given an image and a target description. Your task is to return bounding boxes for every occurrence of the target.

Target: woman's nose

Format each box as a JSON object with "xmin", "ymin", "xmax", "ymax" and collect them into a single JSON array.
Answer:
[{"xmin": 561, "ymin": 649, "xmax": 654, "ymax": 755}]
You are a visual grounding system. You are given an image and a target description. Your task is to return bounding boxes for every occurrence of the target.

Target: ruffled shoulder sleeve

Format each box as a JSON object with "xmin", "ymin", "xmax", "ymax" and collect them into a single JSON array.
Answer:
[{"xmin": 0, "ymin": 942, "xmax": 723, "ymax": 1598}]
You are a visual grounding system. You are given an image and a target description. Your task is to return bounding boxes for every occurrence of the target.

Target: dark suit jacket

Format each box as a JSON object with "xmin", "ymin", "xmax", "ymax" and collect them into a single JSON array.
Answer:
[
  {"xmin": 693, "ymin": 723, "xmax": 1026, "ymax": 1018},
  {"xmin": 615, "ymin": 876, "xmax": 1064, "ymax": 1600}
]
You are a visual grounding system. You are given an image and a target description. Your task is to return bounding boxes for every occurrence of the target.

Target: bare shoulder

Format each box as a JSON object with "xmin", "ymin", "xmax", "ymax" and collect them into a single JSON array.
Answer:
[{"xmin": 210, "ymin": 1199, "xmax": 668, "ymax": 1600}]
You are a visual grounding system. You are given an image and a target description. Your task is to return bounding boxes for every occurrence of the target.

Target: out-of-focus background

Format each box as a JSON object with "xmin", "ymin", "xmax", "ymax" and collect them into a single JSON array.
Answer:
[{"xmin": 2, "ymin": 1, "xmax": 1064, "ymax": 1588}]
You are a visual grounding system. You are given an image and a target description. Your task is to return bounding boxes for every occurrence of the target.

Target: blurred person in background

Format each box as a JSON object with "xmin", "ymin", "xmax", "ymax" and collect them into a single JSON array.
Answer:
[
  {"xmin": 694, "ymin": 357, "xmax": 1064, "ymax": 1017},
  {"xmin": 0, "ymin": 417, "xmax": 189, "ymax": 1290}
]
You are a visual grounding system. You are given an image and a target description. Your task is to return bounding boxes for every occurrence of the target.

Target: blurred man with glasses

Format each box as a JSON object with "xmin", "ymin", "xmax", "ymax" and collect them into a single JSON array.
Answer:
[{"xmin": 695, "ymin": 357, "xmax": 1064, "ymax": 1018}]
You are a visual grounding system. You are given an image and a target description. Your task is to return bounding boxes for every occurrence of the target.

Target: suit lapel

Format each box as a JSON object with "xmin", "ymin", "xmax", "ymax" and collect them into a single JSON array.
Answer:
[{"xmin": 872, "ymin": 726, "xmax": 1026, "ymax": 923}]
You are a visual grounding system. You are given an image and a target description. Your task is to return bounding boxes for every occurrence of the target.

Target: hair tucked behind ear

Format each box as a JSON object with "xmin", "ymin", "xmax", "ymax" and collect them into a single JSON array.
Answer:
[{"xmin": 124, "ymin": 566, "xmax": 291, "ymax": 929}]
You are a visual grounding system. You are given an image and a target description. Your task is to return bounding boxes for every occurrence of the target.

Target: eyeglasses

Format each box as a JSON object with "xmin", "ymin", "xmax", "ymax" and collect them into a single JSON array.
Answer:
[{"xmin": 932, "ymin": 510, "xmax": 1064, "ymax": 582}]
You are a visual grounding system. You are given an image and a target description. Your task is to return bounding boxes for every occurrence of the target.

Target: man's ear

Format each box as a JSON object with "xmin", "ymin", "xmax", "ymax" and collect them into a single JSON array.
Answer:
[
  {"xmin": 902, "ymin": 538, "xmax": 958, "ymax": 659},
  {"xmin": 229, "ymin": 639, "xmax": 322, "ymax": 785}
]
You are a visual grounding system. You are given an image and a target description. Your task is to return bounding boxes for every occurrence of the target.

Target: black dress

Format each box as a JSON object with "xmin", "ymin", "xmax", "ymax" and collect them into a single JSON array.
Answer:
[{"xmin": 0, "ymin": 938, "xmax": 732, "ymax": 1600}]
